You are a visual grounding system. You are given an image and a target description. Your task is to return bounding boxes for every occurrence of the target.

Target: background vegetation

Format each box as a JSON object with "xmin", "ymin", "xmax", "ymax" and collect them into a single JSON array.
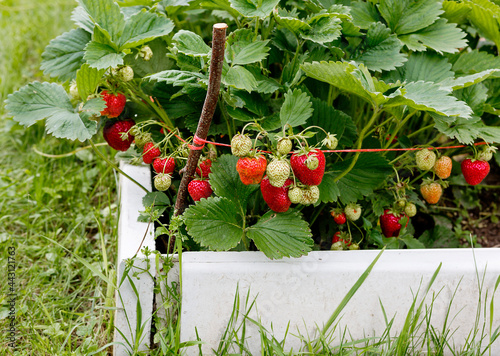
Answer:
[{"xmin": 1, "ymin": 1, "xmax": 116, "ymax": 354}]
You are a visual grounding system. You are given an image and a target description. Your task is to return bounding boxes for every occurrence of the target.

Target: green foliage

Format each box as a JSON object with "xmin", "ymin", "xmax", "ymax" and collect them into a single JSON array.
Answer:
[{"xmin": 4, "ymin": 0, "xmax": 500, "ymax": 258}]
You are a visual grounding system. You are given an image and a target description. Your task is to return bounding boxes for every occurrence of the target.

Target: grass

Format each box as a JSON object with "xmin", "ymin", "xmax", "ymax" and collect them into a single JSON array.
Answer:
[
  {"xmin": 0, "ymin": 1, "xmax": 499, "ymax": 355},
  {"xmin": 0, "ymin": 1, "xmax": 118, "ymax": 354}
]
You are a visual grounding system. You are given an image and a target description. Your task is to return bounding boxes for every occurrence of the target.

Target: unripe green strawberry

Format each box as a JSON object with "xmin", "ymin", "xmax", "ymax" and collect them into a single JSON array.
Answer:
[
  {"xmin": 69, "ymin": 82, "xmax": 80, "ymax": 100},
  {"xmin": 404, "ymin": 202, "xmax": 417, "ymax": 217},
  {"xmin": 129, "ymin": 125, "xmax": 140, "ymax": 137},
  {"xmin": 330, "ymin": 241, "xmax": 344, "ymax": 251},
  {"xmin": 345, "ymin": 203, "xmax": 361, "ymax": 221},
  {"xmin": 305, "ymin": 155, "xmax": 319, "ymax": 170},
  {"xmin": 349, "ymin": 243, "xmax": 360, "ymax": 250},
  {"xmin": 300, "ymin": 186, "xmax": 320, "ymax": 205},
  {"xmin": 231, "ymin": 134, "xmax": 252, "ymax": 157},
  {"xmin": 433, "ymin": 156, "xmax": 452, "ymax": 179},
  {"xmin": 134, "ymin": 132, "xmax": 152, "ymax": 149},
  {"xmin": 154, "ymin": 173, "xmax": 172, "ymax": 191},
  {"xmin": 139, "ymin": 45, "xmax": 153, "ymax": 61},
  {"xmin": 266, "ymin": 158, "xmax": 290, "ymax": 187},
  {"xmin": 277, "ymin": 137, "xmax": 292, "ymax": 155},
  {"xmin": 415, "ymin": 149, "xmax": 436, "ymax": 171},
  {"xmin": 112, "ymin": 65, "xmax": 134, "ymax": 82},
  {"xmin": 322, "ymin": 133, "xmax": 338, "ymax": 150},
  {"xmin": 288, "ymin": 186, "xmax": 303, "ymax": 204},
  {"xmin": 477, "ymin": 146, "xmax": 497, "ymax": 162},
  {"xmin": 396, "ymin": 199, "xmax": 407, "ymax": 209}
]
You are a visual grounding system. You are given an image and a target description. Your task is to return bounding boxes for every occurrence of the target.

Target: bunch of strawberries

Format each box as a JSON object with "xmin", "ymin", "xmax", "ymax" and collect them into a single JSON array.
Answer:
[{"xmin": 99, "ymin": 89, "xmax": 497, "ymax": 249}]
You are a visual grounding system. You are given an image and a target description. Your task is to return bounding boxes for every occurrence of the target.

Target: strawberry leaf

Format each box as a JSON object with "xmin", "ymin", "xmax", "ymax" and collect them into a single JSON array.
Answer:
[
  {"xmin": 84, "ymin": 41, "xmax": 125, "ymax": 70},
  {"xmin": 209, "ymin": 155, "xmax": 259, "ymax": 213},
  {"xmin": 222, "ymin": 66, "xmax": 258, "ymax": 92},
  {"xmin": 172, "ymin": 30, "xmax": 211, "ymax": 57},
  {"xmin": 76, "ymin": 64, "xmax": 106, "ymax": 100},
  {"xmin": 378, "ymin": 0, "xmax": 443, "ymax": 35},
  {"xmin": 321, "ymin": 153, "xmax": 392, "ymax": 204},
  {"xmin": 183, "ymin": 197, "xmax": 244, "ymax": 251},
  {"xmin": 247, "ymin": 210, "xmax": 313, "ymax": 259},
  {"xmin": 280, "ymin": 88, "xmax": 313, "ymax": 128},
  {"xmin": 229, "ymin": 0, "xmax": 280, "ymax": 19},
  {"xmin": 40, "ymin": 28, "xmax": 91, "ymax": 81},
  {"xmin": 118, "ymin": 9, "xmax": 174, "ymax": 50},
  {"xmin": 307, "ymin": 98, "xmax": 357, "ymax": 148},
  {"xmin": 354, "ymin": 22, "xmax": 407, "ymax": 72},
  {"xmin": 5, "ymin": 82, "xmax": 101, "ymax": 142},
  {"xmin": 77, "ymin": 0, "xmax": 125, "ymax": 44}
]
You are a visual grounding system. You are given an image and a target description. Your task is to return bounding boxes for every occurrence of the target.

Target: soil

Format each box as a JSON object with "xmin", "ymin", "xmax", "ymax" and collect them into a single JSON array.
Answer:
[{"xmin": 464, "ymin": 159, "xmax": 500, "ymax": 247}]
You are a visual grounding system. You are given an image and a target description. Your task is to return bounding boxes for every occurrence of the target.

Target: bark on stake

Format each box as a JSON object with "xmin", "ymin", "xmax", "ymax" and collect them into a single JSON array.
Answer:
[{"xmin": 173, "ymin": 23, "xmax": 228, "ymax": 218}]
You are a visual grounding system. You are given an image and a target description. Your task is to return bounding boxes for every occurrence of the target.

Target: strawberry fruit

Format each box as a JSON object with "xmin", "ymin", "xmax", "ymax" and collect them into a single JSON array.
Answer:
[
  {"xmin": 461, "ymin": 158, "xmax": 490, "ymax": 185},
  {"xmin": 260, "ymin": 177, "xmax": 293, "ymax": 213},
  {"xmin": 142, "ymin": 142, "xmax": 161, "ymax": 164},
  {"xmin": 188, "ymin": 179, "xmax": 213, "ymax": 201},
  {"xmin": 415, "ymin": 149, "xmax": 436, "ymax": 171},
  {"xmin": 345, "ymin": 203, "xmax": 361, "ymax": 221},
  {"xmin": 331, "ymin": 211, "xmax": 347, "ymax": 225},
  {"xmin": 231, "ymin": 134, "xmax": 252, "ymax": 157},
  {"xmin": 236, "ymin": 155, "xmax": 267, "ymax": 185},
  {"xmin": 196, "ymin": 158, "xmax": 212, "ymax": 178},
  {"xmin": 266, "ymin": 158, "xmax": 290, "ymax": 187},
  {"xmin": 153, "ymin": 157, "xmax": 175, "ymax": 175},
  {"xmin": 420, "ymin": 180, "xmax": 443, "ymax": 204},
  {"xmin": 380, "ymin": 209, "xmax": 408, "ymax": 237},
  {"xmin": 290, "ymin": 149, "xmax": 325, "ymax": 186},
  {"xmin": 433, "ymin": 156, "xmax": 452, "ymax": 179},
  {"xmin": 102, "ymin": 119, "xmax": 135, "ymax": 151},
  {"xmin": 100, "ymin": 90, "xmax": 126, "ymax": 118}
]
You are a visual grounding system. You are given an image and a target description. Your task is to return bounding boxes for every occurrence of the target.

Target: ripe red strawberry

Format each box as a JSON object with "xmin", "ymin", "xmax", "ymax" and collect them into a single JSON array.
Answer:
[
  {"xmin": 142, "ymin": 142, "xmax": 161, "ymax": 164},
  {"xmin": 380, "ymin": 209, "xmax": 408, "ymax": 237},
  {"xmin": 188, "ymin": 179, "xmax": 213, "ymax": 201},
  {"xmin": 102, "ymin": 119, "xmax": 135, "ymax": 151},
  {"xmin": 236, "ymin": 155, "xmax": 267, "ymax": 185},
  {"xmin": 153, "ymin": 157, "xmax": 175, "ymax": 174},
  {"xmin": 290, "ymin": 149, "xmax": 325, "ymax": 186},
  {"xmin": 461, "ymin": 158, "xmax": 490, "ymax": 185},
  {"xmin": 331, "ymin": 211, "xmax": 346, "ymax": 225},
  {"xmin": 331, "ymin": 231, "xmax": 351, "ymax": 246},
  {"xmin": 433, "ymin": 156, "xmax": 452, "ymax": 179},
  {"xmin": 260, "ymin": 177, "xmax": 293, "ymax": 213},
  {"xmin": 195, "ymin": 158, "xmax": 212, "ymax": 178},
  {"xmin": 100, "ymin": 90, "xmax": 126, "ymax": 118},
  {"xmin": 420, "ymin": 180, "xmax": 442, "ymax": 204}
]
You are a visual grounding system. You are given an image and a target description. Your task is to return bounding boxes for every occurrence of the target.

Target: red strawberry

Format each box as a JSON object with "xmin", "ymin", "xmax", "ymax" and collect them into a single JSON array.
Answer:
[
  {"xmin": 260, "ymin": 177, "xmax": 293, "ymax": 213},
  {"xmin": 102, "ymin": 119, "xmax": 135, "ymax": 151},
  {"xmin": 331, "ymin": 211, "xmax": 346, "ymax": 225},
  {"xmin": 236, "ymin": 155, "xmax": 267, "ymax": 185},
  {"xmin": 196, "ymin": 158, "xmax": 212, "ymax": 178},
  {"xmin": 380, "ymin": 209, "xmax": 408, "ymax": 237},
  {"xmin": 142, "ymin": 142, "xmax": 161, "ymax": 164},
  {"xmin": 153, "ymin": 157, "xmax": 175, "ymax": 174},
  {"xmin": 290, "ymin": 149, "xmax": 325, "ymax": 186},
  {"xmin": 461, "ymin": 158, "xmax": 490, "ymax": 185},
  {"xmin": 332, "ymin": 231, "xmax": 351, "ymax": 246},
  {"xmin": 188, "ymin": 179, "xmax": 213, "ymax": 201},
  {"xmin": 100, "ymin": 90, "xmax": 126, "ymax": 118}
]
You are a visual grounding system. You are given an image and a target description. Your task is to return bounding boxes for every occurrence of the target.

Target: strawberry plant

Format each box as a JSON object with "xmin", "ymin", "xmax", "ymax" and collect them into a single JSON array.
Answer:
[{"xmin": 4, "ymin": 0, "xmax": 500, "ymax": 258}]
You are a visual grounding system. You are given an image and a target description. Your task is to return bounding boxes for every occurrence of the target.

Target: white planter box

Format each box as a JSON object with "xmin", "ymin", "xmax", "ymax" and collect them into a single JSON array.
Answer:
[{"xmin": 115, "ymin": 163, "xmax": 500, "ymax": 355}]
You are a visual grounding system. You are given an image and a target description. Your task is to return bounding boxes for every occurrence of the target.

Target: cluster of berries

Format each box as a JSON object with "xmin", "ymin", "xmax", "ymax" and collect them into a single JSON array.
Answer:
[
  {"xmin": 329, "ymin": 203, "xmax": 362, "ymax": 250},
  {"xmin": 231, "ymin": 133, "xmax": 326, "ymax": 213}
]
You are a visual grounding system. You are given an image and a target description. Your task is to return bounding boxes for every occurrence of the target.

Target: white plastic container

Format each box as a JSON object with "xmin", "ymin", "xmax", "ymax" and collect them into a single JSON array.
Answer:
[{"xmin": 115, "ymin": 162, "xmax": 500, "ymax": 355}]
